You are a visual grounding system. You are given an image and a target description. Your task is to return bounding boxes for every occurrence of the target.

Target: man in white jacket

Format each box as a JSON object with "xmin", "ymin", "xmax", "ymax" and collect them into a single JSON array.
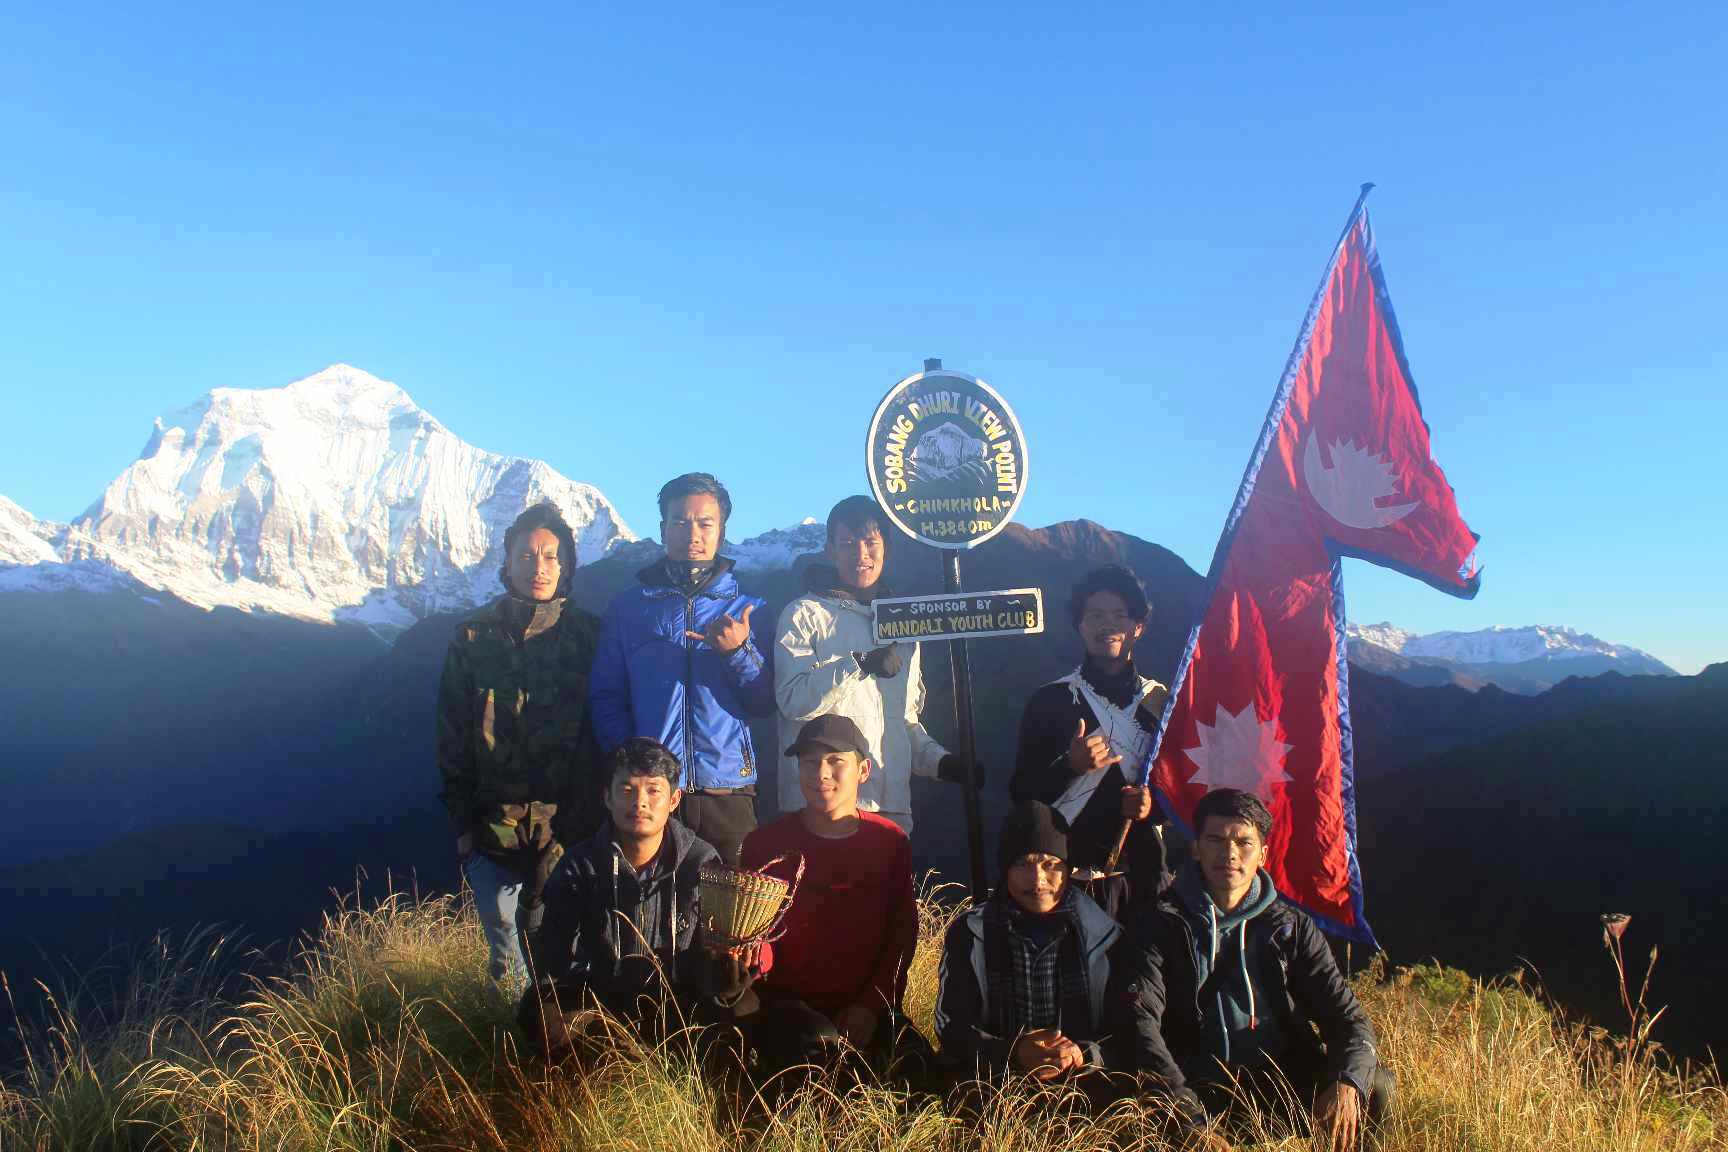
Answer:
[{"xmin": 774, "ymin": 496, "xmax": 966, "ymax": 834}]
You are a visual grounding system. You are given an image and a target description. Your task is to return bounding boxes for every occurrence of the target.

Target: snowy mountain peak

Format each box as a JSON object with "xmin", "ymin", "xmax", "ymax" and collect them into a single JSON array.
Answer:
[
  {"xmin": 726, "ymin": 517, "xmax": 827, "ymax": 572},
  {"xmin": 1346, "ymin": 621, "xmax": 1677, "ymax": 684},
  {"xmin": 51, "ymin": 366, "xmax": 637, "ymax": 628},
  {"xmin": 1348, "ymin": 621, "xmax": 1417, "ymax": 655},
  {"xmin": 283, "ymin": 362, "xmax": 411, "ymax": 401},
  {"xmin": 0, "ymin": 495, "xmax": 60, "ymax": 566}
]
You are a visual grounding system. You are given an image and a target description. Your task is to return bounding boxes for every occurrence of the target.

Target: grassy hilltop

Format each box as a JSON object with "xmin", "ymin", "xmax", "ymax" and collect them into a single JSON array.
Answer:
[{"xmin": 3, "ymin": 890, "xmax": 1723, "ymax": 1152}]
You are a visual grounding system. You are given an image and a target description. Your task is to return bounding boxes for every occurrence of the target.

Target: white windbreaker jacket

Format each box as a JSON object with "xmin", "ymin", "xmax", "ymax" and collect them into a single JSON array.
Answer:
[{"xmin": 774, "ymin": 581, "xmax": 948, "ymax": 826}]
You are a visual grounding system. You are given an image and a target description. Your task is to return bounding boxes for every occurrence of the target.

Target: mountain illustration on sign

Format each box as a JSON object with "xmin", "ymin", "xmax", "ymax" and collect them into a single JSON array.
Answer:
[
  {"xmin": 1302, "ymin": 435, "xmax": 1419, "ymax": 529},
  {"xmin": 910, "ymin": 421, "xmax": 990, "ymax": 484}
]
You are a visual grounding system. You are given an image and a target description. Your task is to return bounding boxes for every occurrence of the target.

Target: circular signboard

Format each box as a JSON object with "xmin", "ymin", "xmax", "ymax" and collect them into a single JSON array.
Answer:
[{"xmin": 866, "ymin": 365, "xmax": 1029, "ymax": 550}]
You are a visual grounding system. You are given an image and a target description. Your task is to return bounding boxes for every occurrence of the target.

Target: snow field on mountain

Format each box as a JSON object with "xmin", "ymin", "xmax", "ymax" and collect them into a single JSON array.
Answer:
[{"xmin": 9, "ymin": 366, "xmax": 635, "ymax": 628}]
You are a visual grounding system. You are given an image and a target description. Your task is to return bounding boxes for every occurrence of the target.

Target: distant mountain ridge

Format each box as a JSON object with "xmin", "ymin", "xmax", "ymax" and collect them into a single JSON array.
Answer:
[
  {"xmin": 1346, "ymin": 621, "xmax": 1675, "ymax": 694},
  {"xmin": 2, "ymin": 365, "xmax": 1679, "ymax": 677}
]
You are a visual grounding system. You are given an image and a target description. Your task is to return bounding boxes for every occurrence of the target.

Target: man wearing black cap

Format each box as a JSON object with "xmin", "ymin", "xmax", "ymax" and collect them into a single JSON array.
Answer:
[
  {"xmin": 933, "ymin": 800, "xmax": 1130, "ymax": 1092},
  {"xmin": 739, "ymin": 713, "xmax": 921, "ymax": 1074}
]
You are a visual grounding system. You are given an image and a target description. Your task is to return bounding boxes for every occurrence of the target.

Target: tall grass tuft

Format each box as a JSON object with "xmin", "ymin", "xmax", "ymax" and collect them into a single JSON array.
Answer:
[{"xmin": 3, "ymin": 888, "xmax": 1724, "ymax": 1151}]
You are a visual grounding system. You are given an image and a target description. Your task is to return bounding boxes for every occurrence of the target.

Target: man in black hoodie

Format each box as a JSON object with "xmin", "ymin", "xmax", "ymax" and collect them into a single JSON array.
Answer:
[
  {"xmin": 1120, "ymin": 788, "xmax": 1394, "ymax": 1148},
  {"xmin": 519, "ymin": 738, "xmax": 761, "ymax": 1056}
]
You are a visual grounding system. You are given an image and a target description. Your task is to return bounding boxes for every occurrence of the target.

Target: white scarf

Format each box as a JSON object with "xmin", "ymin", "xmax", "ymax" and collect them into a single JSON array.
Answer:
[{"xmin": 1051, "ymin": 666, "xmax": 1165, "ymax": 825}]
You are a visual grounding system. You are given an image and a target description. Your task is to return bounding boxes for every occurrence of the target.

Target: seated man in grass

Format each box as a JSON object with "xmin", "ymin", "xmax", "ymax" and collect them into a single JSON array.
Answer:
[
  {"xmin": 1122, "ymin": 788, "xmax": 1394, "ymax": 1148},
  {"xmin": 934, "ymin": 800, "xmax": 1129, "ymax": 1097},
  {"xmin": 739, "ymin": 713, "xmax": 923, "ymax": 1080},
  {"xmin": 519, "ymin": 737, "xmax": 763, "ymax": 1057}
]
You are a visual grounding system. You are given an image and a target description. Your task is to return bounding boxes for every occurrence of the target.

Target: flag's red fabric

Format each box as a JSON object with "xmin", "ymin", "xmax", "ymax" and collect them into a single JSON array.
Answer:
[{"xmin": 1146, "ymin": 196, "xmax": 1480, "ymax": 942}]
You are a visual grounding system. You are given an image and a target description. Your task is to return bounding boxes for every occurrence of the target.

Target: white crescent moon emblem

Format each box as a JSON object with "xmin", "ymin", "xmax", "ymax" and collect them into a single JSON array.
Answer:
[{"xmin": 1302, "ymin": 435, "xmax": 1419, "ymax": 529}]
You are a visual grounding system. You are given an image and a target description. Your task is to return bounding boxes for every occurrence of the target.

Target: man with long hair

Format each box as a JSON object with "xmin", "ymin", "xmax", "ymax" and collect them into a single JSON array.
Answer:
[{"xmin": 438, "ymin": 501, "xmax": 601, "ymax": 984}]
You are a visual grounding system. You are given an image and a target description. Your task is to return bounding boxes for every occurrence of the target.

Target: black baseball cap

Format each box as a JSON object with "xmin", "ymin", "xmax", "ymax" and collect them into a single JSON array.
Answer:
[{"xmin": 784, "ymin": 714, "xmax": 871, "ymax": 759}]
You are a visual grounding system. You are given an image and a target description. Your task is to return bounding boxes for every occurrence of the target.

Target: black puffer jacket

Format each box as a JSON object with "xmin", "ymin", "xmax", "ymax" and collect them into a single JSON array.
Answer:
[{"xmin": 1114, "ymin": 880, "xmax": 1379, "ymax": 1097}]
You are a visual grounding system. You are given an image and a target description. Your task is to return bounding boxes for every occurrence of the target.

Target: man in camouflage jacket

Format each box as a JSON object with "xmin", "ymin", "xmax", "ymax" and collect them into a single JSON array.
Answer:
[{"xmin": 438, "ymin": 502, "xmax": 601, "ymax": 984}]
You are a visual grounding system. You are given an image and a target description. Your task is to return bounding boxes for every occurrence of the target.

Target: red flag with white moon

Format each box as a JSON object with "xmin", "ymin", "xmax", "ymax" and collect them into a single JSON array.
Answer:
[{"xmin": 1146, "ymin": 189, "xmax": 1480, "ymax": 943}]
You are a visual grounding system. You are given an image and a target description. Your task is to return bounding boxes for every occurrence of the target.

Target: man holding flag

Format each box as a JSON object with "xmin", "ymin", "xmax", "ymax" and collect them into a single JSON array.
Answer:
[{"xmin": 1012, "ymin": 563, "xmax": 1171, "ymax": 916}]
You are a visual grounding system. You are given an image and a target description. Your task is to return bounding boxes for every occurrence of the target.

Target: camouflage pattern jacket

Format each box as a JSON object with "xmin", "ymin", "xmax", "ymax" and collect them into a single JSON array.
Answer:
[{"xmin": 437, "ymin": 595, "xmax": 602, "ymax": 853}]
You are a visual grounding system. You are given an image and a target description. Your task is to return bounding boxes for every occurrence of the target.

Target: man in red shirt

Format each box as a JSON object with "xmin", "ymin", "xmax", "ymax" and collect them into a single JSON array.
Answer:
[{"xmin": 739, "ymin": 713, "xmax": 921, "ymax": 1078}]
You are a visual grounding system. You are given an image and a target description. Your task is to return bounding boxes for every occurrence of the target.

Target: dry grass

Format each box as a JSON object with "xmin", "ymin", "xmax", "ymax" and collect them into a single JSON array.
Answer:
[{"xmin": 2, "ymin": 888, "xmax": 1724, "ymax": 1151}]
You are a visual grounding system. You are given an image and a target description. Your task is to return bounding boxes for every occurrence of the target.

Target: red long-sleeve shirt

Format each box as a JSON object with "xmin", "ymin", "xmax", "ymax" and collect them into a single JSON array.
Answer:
[{"xmin": 740, "ymin": 811, "xmax": 918, "ymax": 1019}]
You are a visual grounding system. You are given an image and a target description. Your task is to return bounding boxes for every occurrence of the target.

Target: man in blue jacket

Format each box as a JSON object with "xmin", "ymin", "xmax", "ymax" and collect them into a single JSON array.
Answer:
[{"xmin": 589, "ymin": 472, "xmax": 775, "ymax": 863}]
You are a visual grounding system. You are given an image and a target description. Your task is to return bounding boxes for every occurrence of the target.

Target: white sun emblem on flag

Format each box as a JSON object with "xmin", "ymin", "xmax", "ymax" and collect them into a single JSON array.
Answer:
[
  {"xmin": 1183, "ymin": 704, "xmax": 1294, "ymax": 800},
  {"xmin": 1302, "ymin": 434, "xmax": 1419, "ymax": 529}
]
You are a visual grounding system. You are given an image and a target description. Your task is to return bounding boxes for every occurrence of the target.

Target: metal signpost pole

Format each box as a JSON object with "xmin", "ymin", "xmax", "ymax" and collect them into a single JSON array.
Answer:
[
  {"xmin": 866, "ymin": 356, "xmax": 1030, "ymax": 905},
  {"xmin": 942, "ymin": 550, "xmax": 989, "ymax": 904}
]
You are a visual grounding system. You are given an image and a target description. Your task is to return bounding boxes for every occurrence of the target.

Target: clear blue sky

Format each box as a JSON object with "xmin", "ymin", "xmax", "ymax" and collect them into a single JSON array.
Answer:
[{"xmin": 2, "ymin": 4, "xmax": 1724, "ymax": 673}]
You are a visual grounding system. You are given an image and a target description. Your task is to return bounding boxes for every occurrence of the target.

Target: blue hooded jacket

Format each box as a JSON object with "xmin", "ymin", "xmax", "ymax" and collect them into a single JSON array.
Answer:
[{"xmin": 588, "ymin": 557, "xmax": 775, "ymax": 791}]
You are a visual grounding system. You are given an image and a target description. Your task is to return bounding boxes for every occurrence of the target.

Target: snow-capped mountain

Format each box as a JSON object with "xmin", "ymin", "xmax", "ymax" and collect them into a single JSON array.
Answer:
[
  {"xmin": 1347, "ymin": 621, "xmax": 1676, "ymax": 693},
  {"xmin": 725, "ymin": 518, "xmax": 827, "ymax": 572},
  {"xmin": 1350, "ymin": 622, "xmax": 1671, "ymax": 668},
  {"xmin": 1347, "ymin": 621, "xmax": 1416, "ymax": 656},
  {"xmin": 14, "ymin": 365, "xmax": 637, "ymax": 627},
  {"xmin": 0, "ymin": 496, "xmax": 58, "ymax": 566}
]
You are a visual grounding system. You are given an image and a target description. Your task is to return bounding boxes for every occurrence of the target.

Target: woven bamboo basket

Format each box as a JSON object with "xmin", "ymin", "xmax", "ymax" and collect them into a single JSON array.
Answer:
[{"xmin": 698, "ymin": 854, "xmax": 805, "ymax": 949}]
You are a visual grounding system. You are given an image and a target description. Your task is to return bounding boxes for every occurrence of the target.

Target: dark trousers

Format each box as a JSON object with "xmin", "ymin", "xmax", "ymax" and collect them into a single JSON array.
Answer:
[
  {"xmin": 1194, "ymin": 1056, "xmax": 1395, "ymax": 1133},
  {"xmin": 944, "ymin": 1067, "xmax": 1137, "ymax": 1119},
  {"xmin": 519, "ymin": 962, "xmax": 673, "ymax": 1056},
  {"xmin": 745, "ymin": 998, "xmax": 938, "ymax": 1093},
  {"xmin": 677, "ymin": 791, "xmax": 757, "ymax": 864},
  {"xmin": 520, "ymin": 962, "xmax": 739, "ymax": 1066}
]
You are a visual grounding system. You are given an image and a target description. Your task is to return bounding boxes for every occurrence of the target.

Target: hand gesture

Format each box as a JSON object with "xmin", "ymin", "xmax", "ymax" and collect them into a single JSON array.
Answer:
[
  {"xmin": 710, "ymin": 942, "xmax": 764, "ymax": 1005},
  {"xmin": 1135, "ymin": 684, "xmax": 1171, "ymax": 731},
  {"xmin": 1120, "ymin": 784, "xmax": 1154, "ymax": 822},
  {"xmin": 455, "ymin": 833, "xmax": 474, "ymax": 863},
  {"xmin": 1067, "ymin": 718, "xmax": 1122, "ymax": 776},
  {"xmin": 687, "ymin": 602, "xmax": 754, "ymax": 655},
  {"xmin": 854, "ymin": 643, "xmax": 903, "ymax": 679},
  {"xmin": 1011, "ymin": 1027, "xmax": 1084, "ymax": 1080},
  {"xmin": 1314, "ymin": 1080, "xmax": 1364, "ymax": 1150}
]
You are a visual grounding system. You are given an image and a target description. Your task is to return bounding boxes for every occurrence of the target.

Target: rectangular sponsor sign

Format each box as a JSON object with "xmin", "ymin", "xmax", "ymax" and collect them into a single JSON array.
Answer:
[{"xmin": 871, "ymin": 587, "xmax": 1045, "ymax": 644}]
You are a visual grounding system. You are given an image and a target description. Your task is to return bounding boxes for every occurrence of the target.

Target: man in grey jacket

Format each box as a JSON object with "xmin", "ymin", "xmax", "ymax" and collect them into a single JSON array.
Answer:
[
  {"xmin": 934, "ymin": 801, "xmax": 1128, "ymax": 1088},
  {"xmin": 773, "ymin": 495, "xmax": 966, "ymax": 833}
]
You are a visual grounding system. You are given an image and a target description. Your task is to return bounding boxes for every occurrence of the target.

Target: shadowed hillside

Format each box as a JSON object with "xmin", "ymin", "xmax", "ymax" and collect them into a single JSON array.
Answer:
[
  {"xmin": 1359, "ymin": 662, "xmax": 1728, "ymax": 1063},
  {"xmin": 2, "ymin": 522, "xmax": 1719, "ymax": 1061}
]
